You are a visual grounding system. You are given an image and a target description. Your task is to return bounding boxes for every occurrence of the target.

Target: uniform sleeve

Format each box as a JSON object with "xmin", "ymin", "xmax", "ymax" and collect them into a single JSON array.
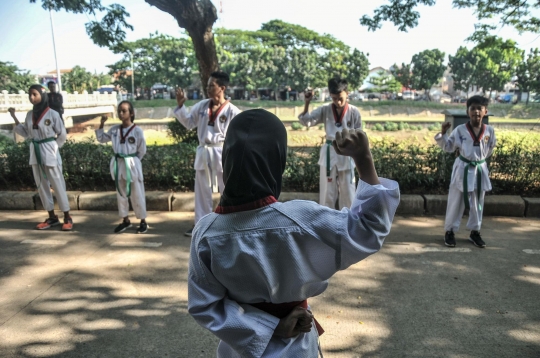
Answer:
[
  {"xmin": 14, "ymin": 112, "xmax": 30, "ymax": 138},
  {"xmin": 486, "ymin": 127, "xmax": 496, "ymax": 158},
  {"xmin": 95, "ymin": 127, "xmax": 112, "ymax": 143},
  {"xmin": 173, "ymin": 104, "xmax": 198, "ymax": 130},
  {"xmin": 276, "ymin": 178, "xmax": 400, "ymax": 273},
  {"xmin": 52, "ymin": 111, "xmax": 67, "ymax": 148},
  {"xmin": 298, "ymin": 105, "xmax": 324, "ymax": 127},
  {"xmin": 137, "ymin": 128, "xmax": 147, "ymax": 160},
  {"xmin": 354, "ymin": 108, "xmax": 362, "ymax": 129},
  {"xmin": 188, "ymin": 239, "xmax": 280, "ymax": 358},
  {"xmin": 434, "ymin": 130, "xmax": 458, "ymax": 153}
]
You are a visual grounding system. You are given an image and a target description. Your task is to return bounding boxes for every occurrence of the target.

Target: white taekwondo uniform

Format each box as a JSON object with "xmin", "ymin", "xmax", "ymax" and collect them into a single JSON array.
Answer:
[
  {"xmin": 15, "ymin": 108, "xmax": 70, "ymax": 212},
  {"xmin": 174, "ymin": 99, "xmax": 241, "ymax": 224},
  {"xmin": 96, "ymin": 124, "xmax": 147, "ymax": 219},
  {"xmin": 298, "ymin": 103, "xmax": 362, "ymax": 209},
  {"xmin": 188, "ymin": 178, "xmax": 400, "ymax": 358},
  {"xmin": 435, "ymin": 123, "xmax": 497, "ymax": 232}
]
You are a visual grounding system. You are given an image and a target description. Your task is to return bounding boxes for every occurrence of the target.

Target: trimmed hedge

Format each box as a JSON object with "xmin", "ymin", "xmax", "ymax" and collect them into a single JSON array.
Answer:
[{"xmin": 1, "ymin": 137, "xmax": 539, "ymax": 195}]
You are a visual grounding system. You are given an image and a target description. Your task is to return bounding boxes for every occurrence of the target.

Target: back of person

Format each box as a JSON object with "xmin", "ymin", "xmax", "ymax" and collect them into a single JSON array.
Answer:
[{"xmin": 188, "ymin": 109, "xmax": 400, "ymax": 357}]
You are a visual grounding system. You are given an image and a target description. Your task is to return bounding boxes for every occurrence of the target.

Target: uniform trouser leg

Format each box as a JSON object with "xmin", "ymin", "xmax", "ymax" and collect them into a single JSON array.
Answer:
[
  {"xmin": 33, "ymin": 165, "xmax": 70, "ymax": 212},
  {"xmin": 195, "ymin": 169, "xmax": 213, "ymax": 224},
  {"xmin": 320, "ymin": 166, "xmax": 338, "ymax": 209},
  {"xmin": 337, "ymin": 169, "xmax": 355, "ymax": 209},
  {"xmin": 444, "ymin": 186, "xmax": 466, "ymax": 232},
  {"xmin": 466, "ymin": 190, "xmax": 485, "ymax": 231},
  {"xmin": 116, "ymin": 179, "xmax": 130, "ymax": 218},
  {"xmin": 116, "ymin": 178, "xmax": 147, "ymax": 220}
]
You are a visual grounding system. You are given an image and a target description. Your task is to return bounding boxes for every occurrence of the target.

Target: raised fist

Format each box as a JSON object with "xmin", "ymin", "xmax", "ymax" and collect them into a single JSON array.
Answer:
[{"xmin": 176, "ymin": 88, "xmax": 186, "ymax": 108}]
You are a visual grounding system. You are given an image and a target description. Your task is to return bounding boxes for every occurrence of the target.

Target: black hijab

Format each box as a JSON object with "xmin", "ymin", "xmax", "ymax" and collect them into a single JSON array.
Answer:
[
  {"xmin": 219, "ymin": 109, "xmax": 288, "ymax": 207},
  {"xmin": 29, "ymin": 84, "xmax": 49, "ymax": 120}
]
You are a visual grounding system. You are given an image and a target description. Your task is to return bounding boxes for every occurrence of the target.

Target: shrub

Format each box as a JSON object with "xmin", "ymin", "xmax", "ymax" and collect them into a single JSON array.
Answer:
[
  {"xmin": 291, "ymin": 122, "xmax": 303, "ymax": 131},
  {"xmin": 318, "ymin": 124, "xmax": 324, "ymax": 130},
  {"xmin": 384, "ymin": 122, "xmax": 399, "ymax": 131},
  {"xmin": 428, "ymin": 124, "xmax": 440, "ymax": 131},
  {"xmin": 373, "ymin": 123, "xmax": 383, "ymax": 131},
  {"xmin": 167, "ymin": 120, "xmax": 199, "ymax": 144}
]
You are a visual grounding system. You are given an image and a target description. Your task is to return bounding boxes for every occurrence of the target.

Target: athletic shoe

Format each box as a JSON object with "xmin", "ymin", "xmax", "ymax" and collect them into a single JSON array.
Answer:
[
  {"xmin": 184, "ymin": 227, "xmax": 194, "ymax": 237},
  {"xmin": 444, "ymin": 231, "xmax": 456, "ymax": 247},
  {"xmin": 114, "ymin": 221, "xmax": 132, "ymax": 233},
  {"xmin": 61, "ymin": 218, "xmax": 73, "ymax": 231},
  {"xmin": 136, "ymin": 222, "xmax": 148, "ymax": 234},
  {"xmin": 469, "ymin": 231, "xmax": 486, "ymax": 248},
  {"xmin": 36, "ymin": 216, "xmax": 60, "ymax": 230}
]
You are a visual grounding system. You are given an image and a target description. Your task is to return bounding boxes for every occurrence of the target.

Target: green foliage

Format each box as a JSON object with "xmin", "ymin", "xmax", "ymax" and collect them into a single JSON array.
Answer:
[
  {"xmin": 411, "ymin": 49, "xmax": 446, "ymax": 92},
  {"xmin": 428, "ymin": 124, "xmax": 440, "ymax": 131},
  {"xmin": 108, "ymin": 33, "xmax": 196, "ymax": 90},
  {"xmin": 383, "ymin": 122, "xmax": 399, "ymax": 131},
  {"xmin": 390, "ymin": 63, "xmax": 412, "ymax": 89},
  {"xmin": 2, "ymin": 134, "xmax": 540, "ymax": 195},
  {"xmin": 167, "ymin": 120, "xmax": 199, "ymax": 144},
  {"xmin": 62, "ymin": 66, "xmax": 109, "ymax": 93},
  {"xmin": 318, "ymin": 124, "xmax": 324, "ymax": 130},
  {"xmin": 398, "ymin": 121, "xmax": 410, "ymax": 130},
  {"xmin": 291, "ymin": 122, "xmax": 303, "ymax": 131},
  {"xmin": 368, "ymin": 70, "xmax": 402, "ymax": 93},
  {"xmin": 373, "ymin": 123, "xmax": 384, "ymax": 131},
  {"xmin": 515, "ymin": 48, "xmax": 540, "ymax": 103},
  {"xmin": 0, "ymin": 61, "xmax": 36, "ymax": 93}
]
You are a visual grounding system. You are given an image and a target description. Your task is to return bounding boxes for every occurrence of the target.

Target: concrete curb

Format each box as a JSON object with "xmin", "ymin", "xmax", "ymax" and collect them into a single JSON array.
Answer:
[{"xmin": 0, "ymin": 191, "xmax": 537, "ymax": 217}]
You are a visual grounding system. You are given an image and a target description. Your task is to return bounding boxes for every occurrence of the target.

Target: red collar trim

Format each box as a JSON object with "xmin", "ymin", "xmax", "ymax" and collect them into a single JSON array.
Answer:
[
  {"xmin": 331, "ymin": 103, "xmax": 348, "ymax": 124},
  {"xmin": 208, "ymin": 100, "xmax": 229, "ymax": 126},
  {"xmin": 215, "ymin": 196, "xmax": 277, "ymax": 214},
  {"xmin": 33, "ymin": 107, "xmax": 50, "ymax": 126},
  {"xmin": 465, "ymin": 122, "xmax": 485, "ymax": 145}
]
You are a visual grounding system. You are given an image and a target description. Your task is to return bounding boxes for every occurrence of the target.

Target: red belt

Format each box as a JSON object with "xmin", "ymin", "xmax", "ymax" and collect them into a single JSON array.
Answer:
[{"xmin": 251, "ymin": 299, "xmax": 324, "ymax": 335}]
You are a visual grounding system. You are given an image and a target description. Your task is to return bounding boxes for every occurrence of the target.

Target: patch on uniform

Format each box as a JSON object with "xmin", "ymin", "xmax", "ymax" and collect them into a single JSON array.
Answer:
[
  {"xmin": 347, "ymin": 121, "xmax": 351, "ymax": 127},
  {"xmin": 484, "ymin": 135, "xmax": 490, "ymax": 143},
  {"xmin": 335, "ymin": 122, "xmax": 342, "ymax": 127},
  {"xmin": 44, "ymin": 119, "xmax": 51, "ymax": 126},
  {"xmin": 219, "ymin": 115, "xmax": 227, "ymax": 123},
  {"xmin": 128, "ymin": 137, "xmax": 136, "ymax": 144}
]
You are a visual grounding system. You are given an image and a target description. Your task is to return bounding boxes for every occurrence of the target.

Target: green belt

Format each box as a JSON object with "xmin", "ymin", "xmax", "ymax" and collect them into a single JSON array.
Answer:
[
  {"xmin": 32, "ymin": 137, "xmax": 56, "ymax": 165},
  {"xmin": 459, "ymin": 155, "xmax": 485, "ymax": 211},
  {"xmin": 326, "ymin": 140, "xmax": 332, "ymax": 177},
  {"xmin": 114, "ymin": 153, "xmax": 138, "ymax": 198}
]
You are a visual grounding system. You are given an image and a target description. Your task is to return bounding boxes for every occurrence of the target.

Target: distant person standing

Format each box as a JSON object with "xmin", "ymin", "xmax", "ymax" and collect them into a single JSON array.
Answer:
[
  {"xmin": 298, "ymin": 77, "xmax": 362, "ymax": 209},
  {"xmin": 47, "ymin": 81, "xmax": 64, "ymax": 120},
  {"xmin": 173, "ymin": 71, "xmax": 241, "ymax": 237}
]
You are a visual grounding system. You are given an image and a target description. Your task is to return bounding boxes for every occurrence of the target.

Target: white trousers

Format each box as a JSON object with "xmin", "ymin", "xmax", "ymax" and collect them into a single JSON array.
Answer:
[
  {"xmin": 116, "ymin": 178, "xmax": 147, "ymax": 219},
  {"xmin": 319, "ymin": 166, "xmax": 355, "ymax": 210},
  {"xmin": 32, "ymin": 164, "xmax": 70, "ymax": 212},
  {"xmin": 195, "ymin": 168, "xmax": 224, "ymax": 224},
  {"xmin": 445, "ymin": 186, "xmax": 485, "ymax": 232}
]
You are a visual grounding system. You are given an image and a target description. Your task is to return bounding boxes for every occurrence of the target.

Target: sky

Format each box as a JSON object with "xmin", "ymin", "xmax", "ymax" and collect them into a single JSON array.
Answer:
[{"xmin": 1, "ymin": 0, "xmax": 540, "ymax": 76}]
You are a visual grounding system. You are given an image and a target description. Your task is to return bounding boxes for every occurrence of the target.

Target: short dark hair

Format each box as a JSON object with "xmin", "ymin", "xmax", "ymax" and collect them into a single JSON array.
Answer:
[
  {"xmin": 118, "ymin": 100, "xmax": 135, "ymax": 122},
  {"xmin": 210, "ymin": 71, "xmax": 230, "ymax": 88},
  {"xmin": 328, "ymin": 77, "xmax": 348, "ymax": 94},
  {"xmin": 47, "ymin": 81, "xmax": 56, "ymax": 86},
  {"xmin": 466, "ymin": 95, "xmax": 489, "ymax": 109}
]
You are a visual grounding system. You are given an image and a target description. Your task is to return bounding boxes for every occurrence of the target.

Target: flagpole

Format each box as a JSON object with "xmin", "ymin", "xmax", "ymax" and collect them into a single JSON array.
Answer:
[{"xmin": 49, "ymin": 7, "xmax": 62, "ymax": 92}]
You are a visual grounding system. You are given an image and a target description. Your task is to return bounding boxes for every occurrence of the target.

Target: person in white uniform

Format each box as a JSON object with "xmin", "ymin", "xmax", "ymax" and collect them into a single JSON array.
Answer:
[
  {"xmin": 9, "ymin": 84, "xmax": 73, "ymax": 231},
  {"xmin": 298, "ymin": 77, "xmax": 362, "ymax": 209},
  {"xmin": 435, "ymin": 95, "xmax": 497, "ymax": 248},
  {"xmin": 188, "ymin": 109, "xmax": 400, "ymax": 357},
  {"xmin": 96, "ymin": 101, "xmax": 148, "ymax": 234},
  {"xmin": 174, "ymin": 71, "xmax": 241, "ymax": 236}
]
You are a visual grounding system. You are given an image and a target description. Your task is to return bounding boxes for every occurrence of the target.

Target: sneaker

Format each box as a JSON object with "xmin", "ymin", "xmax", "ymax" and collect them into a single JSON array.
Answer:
[
  {"xmin": 61, "ymin": 217, "xmax": 73, "ymax": 231},
  {"xmin": 184, "ymin": 227, "xmax": 194, "ymax": 237},
  {"xmin": 444, "ymin": 231, "xmax": 456, "ymax": 247},
  {"xmin": 114, "ymin": 221, "xmax": 132, "ymax": 233},
  {"xmin": 136, "ymin": 222, "xmax": 148, "ymax": 234},
  {"xmin": 469, "ymin": 231, "xmax": 486, "ymax": 248},
  {"xmin": 36, "ymin": 216, "xmax": 60, "ymax": 230}
]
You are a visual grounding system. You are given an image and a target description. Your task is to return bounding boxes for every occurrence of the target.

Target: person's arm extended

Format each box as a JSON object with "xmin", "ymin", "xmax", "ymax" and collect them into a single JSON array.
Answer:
[
  {"xmin": 333, "ymin": 128, "xmax": 378, "ymax": 185},
  {"xmin": 173, "ymin": 88, "xmax": 198, "ymax": 130},
  {"xmin": 434, "ymin": 121, "xmax": 458, "ymax": 153},
  {"xmin": 9, "ymin": 108, "xmax": 29, "ymax": 138},
  {"xmin": 298, "ymin": 91, "xmax": 323, "ymax": 127},
  {"xmin": 95, "ymin": 115, "xmax": 112, "ymax": 143}
]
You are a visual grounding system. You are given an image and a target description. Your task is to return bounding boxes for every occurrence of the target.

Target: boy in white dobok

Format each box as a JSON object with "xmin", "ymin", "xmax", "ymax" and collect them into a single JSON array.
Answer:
[
  {"xmin": 174, "ymin": 71, "xmax": 241, "ymax": 236},
  {"xmin": 9, "ymin": 84, "xmax": 73, "ymax": 231},
  {"xmin": 96, "ymin": 101, "xmax": 148, "ymax": 234},
  {"xmin": 298, "ymin": 77, "xmax": 362, "ymax": 209},
  {"xmin": 435, "ymin": 95, "xmax": 497, "ymax": 248}
]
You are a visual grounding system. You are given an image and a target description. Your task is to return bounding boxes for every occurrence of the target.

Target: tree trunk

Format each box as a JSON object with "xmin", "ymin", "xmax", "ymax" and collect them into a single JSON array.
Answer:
[{"xmin": 145, "ymin": 0, "xmax": 219, "ymax": 96}]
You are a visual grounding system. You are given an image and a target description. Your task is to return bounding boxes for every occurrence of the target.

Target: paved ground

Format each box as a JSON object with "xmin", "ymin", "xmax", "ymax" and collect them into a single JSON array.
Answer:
[{"xmin": 0, "ymin": 211, "xmax": 539, "ymax": 358}]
